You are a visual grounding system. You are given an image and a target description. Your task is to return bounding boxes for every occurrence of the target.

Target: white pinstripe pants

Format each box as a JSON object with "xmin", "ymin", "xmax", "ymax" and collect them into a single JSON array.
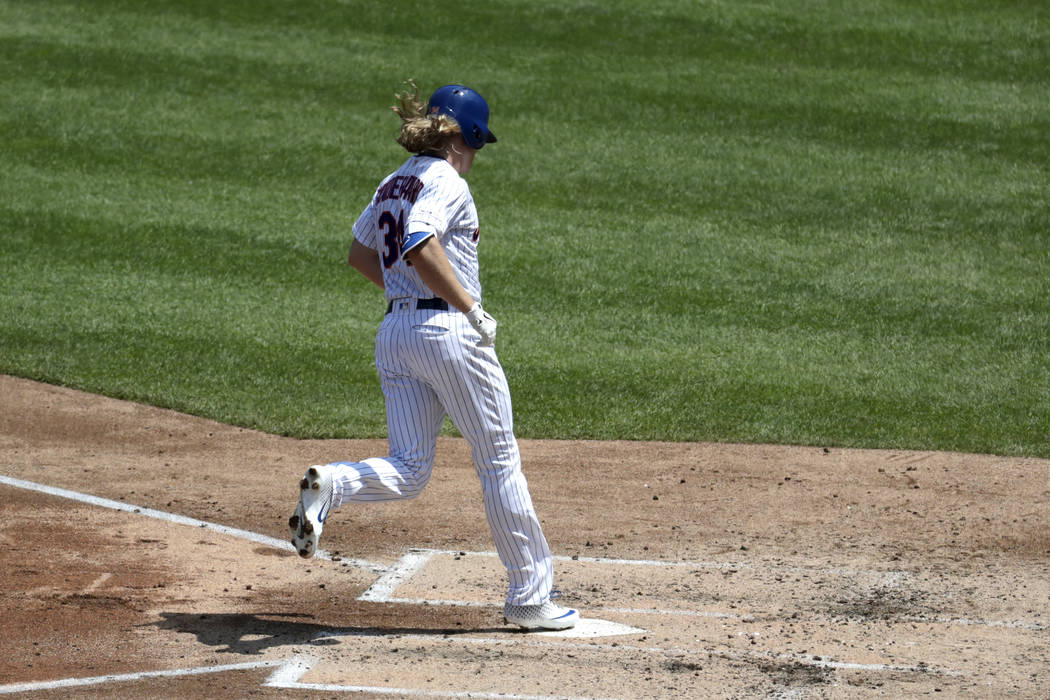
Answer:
[{"xmin": 326, "ymin": 302, "xmax": 553, "ymax": 606}]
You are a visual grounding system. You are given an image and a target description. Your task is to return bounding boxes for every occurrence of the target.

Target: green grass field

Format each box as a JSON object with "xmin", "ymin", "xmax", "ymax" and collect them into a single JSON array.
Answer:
[{"xmin": 1, "ymin": 0, "xmax": 1048, "ymax": 457}]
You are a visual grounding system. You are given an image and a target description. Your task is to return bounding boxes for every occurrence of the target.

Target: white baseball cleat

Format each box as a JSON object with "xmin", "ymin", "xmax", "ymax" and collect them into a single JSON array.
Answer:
[
  {"xmin": 288, "ymin": 465, "xmax": 334, "ymax": 558},
  {"xmin": 503, "ymin": 599, "xmax": 580, "ymax": 631}
]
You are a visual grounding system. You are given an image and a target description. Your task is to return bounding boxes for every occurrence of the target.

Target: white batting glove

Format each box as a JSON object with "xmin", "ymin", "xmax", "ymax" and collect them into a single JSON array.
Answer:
[{"xmin": 466, "ymin": 302, "xmax": 497, "ymax": 346}]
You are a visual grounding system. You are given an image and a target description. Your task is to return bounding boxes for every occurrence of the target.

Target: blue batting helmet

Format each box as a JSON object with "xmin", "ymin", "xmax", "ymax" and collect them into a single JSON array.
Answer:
[{"xmin": 426, "ymin": 84, "xmax": 497, "ymax": 149}]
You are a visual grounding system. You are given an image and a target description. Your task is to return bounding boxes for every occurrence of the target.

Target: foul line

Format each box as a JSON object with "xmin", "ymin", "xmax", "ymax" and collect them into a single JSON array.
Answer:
[
  {"xmin": 4, "ymin": 476, "xmax": 1044, "ymax": 633},
  {"xmin": 0, "ymin": 660, "xmax": 281, "ymax": 695},
  {"xmin": 0, "ymin": 474, "xmax": 388, "ymax": 573},
  {"xmin": 900, "ymin": 615, "xmax": 1046, "ymax": 632},
  {"xmin": 308, "ymin": 629, "xmax": 955, "ymax": 678},
  {"xmin": 399, "ymin": 549, "xmax": 1046, "ymax": 632},
  {"xmin": 265, "ymin": 654, "xmax": 620, "ymax": 699},
  {"xmin": 379, "ymin": 594, "xmax": 756, "ymax": 622},
  {"xmin": 433, "ymin": 548, "xmax": 912, "ymax": 582},
  {"xmin": 0, "ymin": 474, "xmax": 980, "ymax": 692}
]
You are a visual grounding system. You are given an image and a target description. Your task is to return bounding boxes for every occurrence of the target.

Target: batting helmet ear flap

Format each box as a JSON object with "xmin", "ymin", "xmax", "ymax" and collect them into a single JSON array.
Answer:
[{"xmin": 427, "ymin": 85, "xmax": 497, "ymax": 149}]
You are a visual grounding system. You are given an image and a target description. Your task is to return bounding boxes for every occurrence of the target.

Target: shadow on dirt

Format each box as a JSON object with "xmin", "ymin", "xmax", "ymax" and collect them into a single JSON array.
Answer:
[{"xmin": 147, "ymin": 612, "xmax": 508, "ymax": 655}]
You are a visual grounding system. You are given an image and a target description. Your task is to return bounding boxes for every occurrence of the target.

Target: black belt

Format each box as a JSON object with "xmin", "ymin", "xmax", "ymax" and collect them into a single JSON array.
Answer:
[{"xmin": 385, "ymin": 297, "xmax": 449, "ymax": 314}]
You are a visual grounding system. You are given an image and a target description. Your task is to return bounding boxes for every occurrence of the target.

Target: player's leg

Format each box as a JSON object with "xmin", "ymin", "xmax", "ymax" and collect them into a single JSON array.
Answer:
[
  {"xmin": 434, "ymin": 339, "xmax": 577, "ymax": 628},
  {"xmin": 289, "ymin": 317, "xmax": 445, "ymax": 557},
  {"xmin": 410, "ymin": 317, "xmax": 556, "ymax": 608},
  {"xmin": 288, "ymin": 370, "xmax": 444, "ymax": 557},
  {"xmin": 329, "ymin": 368, "xmax": 445, "ymax": 506}
]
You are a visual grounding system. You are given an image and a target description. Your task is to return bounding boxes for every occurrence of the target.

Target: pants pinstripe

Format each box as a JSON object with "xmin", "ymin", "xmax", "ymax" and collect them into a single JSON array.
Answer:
[{"xmin": 326, "ymin": 303, "xmax": 553, "ymax": 606}]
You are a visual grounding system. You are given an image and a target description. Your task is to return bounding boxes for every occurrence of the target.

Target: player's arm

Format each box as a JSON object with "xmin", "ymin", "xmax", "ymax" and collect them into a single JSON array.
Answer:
[
  {"xmin": 404, "ymin": 236, "xmax": 497, "ymax": 346},
  {"xmin": 403, "ymin": 236, "xmax": 474, "ymax": 311},
  {"xmin": 348, "ymin": 238, "xmax": 384, "ymax": 289}
]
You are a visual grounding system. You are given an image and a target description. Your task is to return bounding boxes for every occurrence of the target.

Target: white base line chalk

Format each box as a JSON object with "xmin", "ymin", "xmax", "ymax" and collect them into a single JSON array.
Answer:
[
  {"xmin": 404, "ymin": 549, "xmax": 1045, "ymax": 632},
  {"xmin": 308, "ymin": 629, "xmax": 957, "ymax": 677},
  {"xmin": 422, "ymin": 548, "xmax": 910, "ymax": 582},
  {"xmin": 0, "ymin": 660, "xmax": 281, "ymax": 695},
  {"xmin": 265, "ymin": 654, "xmax": 620, "ymax": 699},
  {"xmin": 0, "ymin": 474, "xmax": 387, "ymax": 573},
  {"xmin": 358, "ymin": 549, "xmax": 435, "ymax": 602}
]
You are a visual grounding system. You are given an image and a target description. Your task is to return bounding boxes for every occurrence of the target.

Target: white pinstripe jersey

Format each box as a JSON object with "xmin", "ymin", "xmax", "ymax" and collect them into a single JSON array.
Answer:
[
  {"xmin": 352, "ymin": 154, "xmax": 482, "ymax": 302},
  {"xmin": 324, "ymin": 157, "xmax": 557, "ymax": 608}
]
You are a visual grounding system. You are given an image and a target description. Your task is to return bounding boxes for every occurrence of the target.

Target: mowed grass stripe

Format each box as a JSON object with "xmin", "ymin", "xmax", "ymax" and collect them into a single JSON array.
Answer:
[{"xmin": 1, "ymin": 0, "xmax": 1047, "ymax": 455}]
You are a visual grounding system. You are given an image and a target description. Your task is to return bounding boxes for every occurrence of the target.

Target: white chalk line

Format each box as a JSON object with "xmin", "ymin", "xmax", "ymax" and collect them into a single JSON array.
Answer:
[
  {"xmin": 0, "ymin": 659, "xmax": 281, "ymax": 695},
  {"xmin": 4, "ymin": 476, "xmax": 1042, "ymax": 632},
  {"xmin": 262, "ymin": 654, "xmax": 315, "ymax": 687},
  {"xmin": 0, "ymin": 654, "xmax": 618, "ymax": 699},
  {"xmin": 358, "ymin": 550, "xmax": 645, "ymax": 639},
  {"xmin": 359, "ymin": 549, "xmax": 435, "ymax": 602},
  {"xmin": 0, "ymin": 637, "xmax": 950, "ymax": 698},
  {"xmin": 899, "ymin": 615, "xmax": 1046, "ymax": 632},
  {"xmin": 411, "ymin": 547, "xmax": 912, "ymax": 579},
  {"xmin": 0, "ymin": 474, "xmax": 388, "ymax": 573},
  {"xmin": 379, "ymin": 595, "xmax": 756, "ymax": 623},
  {"xmin": 326, "ymin": 551, "xmax": 955, "ymax": 679},
  {"xmin": 365, "ymin": 595, "xmax": 1048, "ymax": 632},
  {"xmin": 271, "ymin": 683, "xmax": 612, "ymax": 699},
  {"xmin": 308, "ymin": 628, "xmax": 955, "ymax": 678},
  {"xmin": 267, "ymin": 654, "xmax": 617, "ymax": 700},
  {"xmin": 0, "ymin": 473, "xmax": 1029, "ymax": 693},
  {"xmin": 23, "ymin": 572, "xmax": 117, "ymax": 601},
  {"xmin": 398, "ymin": 549, "xmax": 1047, "ymax": 632},
  {"xmin": 266, "ymin": 654, "xmax": 621, "ymax": 696},
  {"xmin": 556, "ymin": 552, "xmax": 911, "ymax": 583},
  {"xmin": 82, "ymin": 572, "xmax": 113, "ymax": 594}
]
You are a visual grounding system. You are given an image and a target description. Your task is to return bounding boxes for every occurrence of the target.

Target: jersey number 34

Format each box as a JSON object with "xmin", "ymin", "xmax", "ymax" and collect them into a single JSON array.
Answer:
[{"xmin": 378, "ymin": 210, "xmax": 407, "ymax": 268}]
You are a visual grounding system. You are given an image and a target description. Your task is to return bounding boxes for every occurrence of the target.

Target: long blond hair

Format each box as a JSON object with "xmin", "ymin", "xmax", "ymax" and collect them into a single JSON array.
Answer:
[{"xmin": 391, "ymin": 80, "xmax": 461, "ymax": 154}]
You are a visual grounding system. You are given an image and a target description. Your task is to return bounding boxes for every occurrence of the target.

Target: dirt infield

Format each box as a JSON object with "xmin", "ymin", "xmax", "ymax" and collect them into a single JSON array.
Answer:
[{"xmin": 1, "ymin": 374, "xmax": 1047, "ymax": 698}]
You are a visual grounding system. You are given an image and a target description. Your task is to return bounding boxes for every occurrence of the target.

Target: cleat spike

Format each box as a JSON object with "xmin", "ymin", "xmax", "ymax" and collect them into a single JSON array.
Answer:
[{"xmin": 288, "ymin": 465, "xmax": 333, "ymax": 562}]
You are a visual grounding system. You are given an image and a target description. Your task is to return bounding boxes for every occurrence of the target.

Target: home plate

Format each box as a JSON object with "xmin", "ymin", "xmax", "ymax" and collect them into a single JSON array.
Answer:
[{"xmin": 531, "ymin": 617, "xmax": 644, "ymax": 638}]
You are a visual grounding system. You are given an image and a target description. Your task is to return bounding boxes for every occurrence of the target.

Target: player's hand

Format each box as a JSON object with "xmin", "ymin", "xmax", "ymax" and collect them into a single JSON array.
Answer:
[{"xmin": 466, "ymin": 302, "xmax": 497, "ymax": 346}]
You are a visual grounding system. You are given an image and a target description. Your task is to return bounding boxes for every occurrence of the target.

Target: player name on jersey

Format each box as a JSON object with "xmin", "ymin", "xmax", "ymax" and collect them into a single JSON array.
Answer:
[{"xmin": 374, "ymin": 174, "xmax": 424, "ymax": 205}]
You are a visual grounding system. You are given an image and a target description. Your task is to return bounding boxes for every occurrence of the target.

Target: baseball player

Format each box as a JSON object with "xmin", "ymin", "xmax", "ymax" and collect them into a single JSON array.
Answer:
[{"xmin": 288, "ymin": 81, "xmax": 579, "ymax": 631}]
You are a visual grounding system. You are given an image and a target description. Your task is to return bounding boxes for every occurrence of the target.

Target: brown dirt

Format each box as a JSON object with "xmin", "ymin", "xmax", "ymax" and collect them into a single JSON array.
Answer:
[{"xmin": 1, "ymin": 374, "xmax": 1047, "ymax": 698}]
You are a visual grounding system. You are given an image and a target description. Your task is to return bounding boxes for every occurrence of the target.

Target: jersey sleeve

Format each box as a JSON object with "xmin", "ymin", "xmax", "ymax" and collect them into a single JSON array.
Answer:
[
  {"xmin": 352, "ymin": 200, "xmax": 378, "ymax": 249},
  {"xmin": 400, "ymin": 229, "xmax": 434, "ymax": 257}
]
